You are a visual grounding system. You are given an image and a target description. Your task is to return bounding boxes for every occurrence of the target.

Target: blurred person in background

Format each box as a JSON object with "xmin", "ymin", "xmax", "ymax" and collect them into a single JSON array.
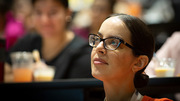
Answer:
[
  {"xmin": 142, "ymin": 0, "xmax": 174, "ymax": 24},
  {"xmin": 145, "ymin": 31, "xmax": 180, "ymax": 101},
  {"xmin": 0, "ymin": 0, "xmax": 31, "ymax": 82},
  {"xmin": 145, "ymin": 31, "xmax": 180, "ymax": 77},
  {"xmin": 0, "ymin": 0, "xmax": 11, "ymax": 39},
  {"xmin": 71, "ymin": 0, "xmax": 116, "ymax": 40},
  {"xmin": 0, "ymin": 0, "xmax": 32, "ymax": 51},
  {"xmin": 114, "ymin": 0, "xmax": 142, "ymax": 18},
  {"xmin": 13, "ymin": 0, "xmax": 34, "ymax": 33},
  {"xmin": 4, "ymin": 0, "xmax": 92, "ymax": 82}
]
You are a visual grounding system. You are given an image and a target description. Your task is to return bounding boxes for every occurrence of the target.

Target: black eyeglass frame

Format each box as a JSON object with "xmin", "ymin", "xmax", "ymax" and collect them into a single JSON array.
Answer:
[{"xmin": 88, "ymin": 33, "xmax": 135, "ymax": 50}]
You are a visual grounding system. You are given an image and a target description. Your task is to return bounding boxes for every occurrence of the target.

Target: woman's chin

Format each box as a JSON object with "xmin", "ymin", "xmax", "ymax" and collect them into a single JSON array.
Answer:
[
  {"xmin": 92, "ymin": 71, "xmax": 105, "ymax": 81},
  {"xmin": 40, "ymin": 32, "xmax": 56, "ymax": 39}
]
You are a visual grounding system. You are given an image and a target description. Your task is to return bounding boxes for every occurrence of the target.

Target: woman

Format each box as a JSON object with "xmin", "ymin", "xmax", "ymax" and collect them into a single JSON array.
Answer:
[
  {"xmin": 72, "ymin": 0, "xmax": 116, "ymax": 40},
  {"xmin": 5, "ymin": 0, "xmax": 92, "ymax": 81},
  {"xmin": 0, "ymin": 0, "xmax": 30, "ymax": 51},
  {"xmin": 89, "ymin": 14, "xmax": 172, "ymax": 101}
]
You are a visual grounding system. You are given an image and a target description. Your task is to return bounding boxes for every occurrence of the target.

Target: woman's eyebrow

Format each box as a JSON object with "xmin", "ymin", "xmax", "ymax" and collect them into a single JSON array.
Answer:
[
  {"xmin": 98, "ymin": 32, "xmax": 122, "ymax": 38},
  {"xmin": 97, "ymin": 32, "xmax": 125, "ymax": 40},
  {"xmin": 97, "ymin": 32, "xmax": 102, "ymax": 36}
]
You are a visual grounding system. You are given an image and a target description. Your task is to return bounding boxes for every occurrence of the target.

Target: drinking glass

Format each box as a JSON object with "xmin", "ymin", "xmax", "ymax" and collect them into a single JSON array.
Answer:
[
  {"xmin": 33, "ymin": 66, "xmax": 55, "ymax": 81},
  {"xmin": 155, "ymin": 58, "xmax": 176, "ymax": 77},
  {"xmin": 11, "ymin": 52, "xmax": 34, "ymax": 82}
]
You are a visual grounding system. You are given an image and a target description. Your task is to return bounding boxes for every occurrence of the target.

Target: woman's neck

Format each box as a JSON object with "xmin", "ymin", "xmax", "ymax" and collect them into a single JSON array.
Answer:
[
  {"xmin": 103, "ymin": 76, "xmax": 135, "ymax": 101},
  {"xmin": 41, "ymin": 30, "xmax": 75, "ymax": 61}
]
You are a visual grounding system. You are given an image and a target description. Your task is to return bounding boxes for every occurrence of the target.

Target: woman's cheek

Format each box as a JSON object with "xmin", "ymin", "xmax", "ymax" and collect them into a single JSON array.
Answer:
[{"xmin": 91, "ymin": 48, "xmax": 96, "ymax": 58}]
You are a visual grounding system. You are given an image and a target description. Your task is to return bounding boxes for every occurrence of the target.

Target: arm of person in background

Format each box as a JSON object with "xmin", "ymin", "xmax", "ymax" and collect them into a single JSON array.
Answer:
[
  {"xmin": 4, "ymin": 63, "xmax": 13, "ymax": 82},
  {"xmin": 146, "ymin": 31, "xmax": 180, "ymax": 77}
]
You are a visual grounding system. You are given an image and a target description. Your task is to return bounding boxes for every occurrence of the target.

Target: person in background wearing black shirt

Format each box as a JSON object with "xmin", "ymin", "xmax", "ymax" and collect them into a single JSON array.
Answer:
[{"xmin": 4, "ymin": 0, "xmax": 92, "ymax": 82}]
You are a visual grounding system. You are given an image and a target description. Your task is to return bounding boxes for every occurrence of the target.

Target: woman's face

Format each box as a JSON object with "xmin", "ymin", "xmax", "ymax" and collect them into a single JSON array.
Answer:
[
  {"xmin": 32, "ymin": 0, "xmax": 69, "ymax": 38},
  {"xmin": 91, "ymin": 17, "xmax": 137, "ymax": 81}
]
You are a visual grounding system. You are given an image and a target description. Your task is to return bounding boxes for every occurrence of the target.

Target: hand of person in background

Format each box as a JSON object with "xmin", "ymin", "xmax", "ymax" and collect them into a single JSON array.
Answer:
[{"xmin": 32, "ymin": 49, "xmax": 55, "ymax": 81}]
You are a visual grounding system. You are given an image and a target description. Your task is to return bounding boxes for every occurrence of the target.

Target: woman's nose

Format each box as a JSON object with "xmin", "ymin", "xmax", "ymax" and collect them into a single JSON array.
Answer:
[
  {"xmin": 41, "ymin": 14, "xmax": 50, "ymax": 25},
  {"xmin": 95, "ymin": 41, "xmax": 106, "ymax": 55}
]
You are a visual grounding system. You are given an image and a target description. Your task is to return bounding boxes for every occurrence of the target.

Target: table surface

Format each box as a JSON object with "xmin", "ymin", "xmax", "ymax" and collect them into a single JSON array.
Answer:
[
  {"xmin": 1, "ymin": 77, "xmax": 180, "ymax": 89},
  {"xmin": 1, "ymin": 77, "xmax": 180, "ymax": 101}
]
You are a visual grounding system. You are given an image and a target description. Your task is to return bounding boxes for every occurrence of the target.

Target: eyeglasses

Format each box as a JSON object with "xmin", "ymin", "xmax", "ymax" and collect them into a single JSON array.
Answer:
[{"xmin": 88, "ymin": 34, "xmax": 134, "ymax": 50}]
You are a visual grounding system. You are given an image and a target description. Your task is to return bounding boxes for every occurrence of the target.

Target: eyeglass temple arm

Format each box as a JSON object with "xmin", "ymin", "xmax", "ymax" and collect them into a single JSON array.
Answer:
[
  {"xmin": 124, "ymin": 42, "xmax": 134, "ymax": 49},
  {"xmin": 125, "ymin": 42, "xmax": 146, "ymax": 55}
]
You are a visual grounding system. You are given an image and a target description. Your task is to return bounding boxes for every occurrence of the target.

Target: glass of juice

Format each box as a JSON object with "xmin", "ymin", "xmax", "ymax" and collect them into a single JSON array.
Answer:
[
  {"xmin": 11, "ymin": 52, "xmax": 34, "ymax": 82},
  {"xmin": 155, "ymin": 58, "xmax": 176, "ymax": 77},
  {"xmin": 33, "ymin": 66, "xmax": 55, "ymax": 81}
]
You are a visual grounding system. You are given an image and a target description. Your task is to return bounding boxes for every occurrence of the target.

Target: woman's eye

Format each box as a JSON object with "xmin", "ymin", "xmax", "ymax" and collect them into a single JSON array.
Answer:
[
  {"xmin": 49, "ymin": 10, "xmax": 57, "ymax": 16},
  {"xmin": 90, "ymin": 37, "xmax": 98, "ymax": 43},
  {"xmin": 95, "ymin": 37, "xmax": 99, "ymax": 41},
  {"xmin": 91, "ymin": 37, "xmax": 95, "ymax": 42},
  {"xmin": 110, "ymin": 40, "xmax": 118, "ymax": 45},
  {"xmin": 34, "ymin": 10, "xmax": 42, "ymax": 16}
]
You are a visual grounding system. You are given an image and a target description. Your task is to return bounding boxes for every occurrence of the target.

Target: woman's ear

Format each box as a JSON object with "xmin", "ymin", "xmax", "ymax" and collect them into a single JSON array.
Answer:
[
  {"xmin": 66, "ymin": 8, "xmax": 72, "ymax": 22},
  {"xmin": 132, "ymin": 55, "xmax": 149, "ymax": 73}
]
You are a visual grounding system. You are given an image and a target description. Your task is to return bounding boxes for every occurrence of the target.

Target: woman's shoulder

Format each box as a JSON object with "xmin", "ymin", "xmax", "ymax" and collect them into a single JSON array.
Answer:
[
  {"xmin": 9, "ymin": 32, "xmax": 41, "ymax": 52},
  {"xmin": 16, "ymin": 32, "xmax": 41, "ymax": 44},
  {"xmin": 21, "ymin": 32, "xmax": 41, "ymax": 40},
  {"xmin": 58, "ymin": 35, "xmax": 91, "ymax": 60},
  {"xmin": 142, "ymin": 95, "xmax": 173, "ymax": 101}
]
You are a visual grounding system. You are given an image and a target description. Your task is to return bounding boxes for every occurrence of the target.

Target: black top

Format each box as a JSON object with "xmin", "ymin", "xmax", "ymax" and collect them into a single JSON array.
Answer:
[{"xmin": 6, "ymin": 33, "xmax": 93, "ymax": 79}]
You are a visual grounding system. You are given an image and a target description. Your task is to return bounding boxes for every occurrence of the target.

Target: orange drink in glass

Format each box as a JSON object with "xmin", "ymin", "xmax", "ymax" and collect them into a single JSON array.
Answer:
[
  {"xmin": 33, "ymin": 66, "xmax": 55, "ymax": 81},
  {"xmin": 13, "ymin": 67, "xmax": 33, "ymax": 82},
  {"xmin": 155, "ymin": 58, "xmax": 176, "ymax": 77},
  {"xmin": 10, "ymin": 52, "xmax": 34, "ymax": 82}
]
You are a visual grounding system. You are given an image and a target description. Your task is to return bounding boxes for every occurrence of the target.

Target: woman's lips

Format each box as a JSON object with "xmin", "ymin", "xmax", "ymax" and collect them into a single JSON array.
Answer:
[{"xmin": 93, "ymin": 58, "xmax": 108, "ymax": 65}]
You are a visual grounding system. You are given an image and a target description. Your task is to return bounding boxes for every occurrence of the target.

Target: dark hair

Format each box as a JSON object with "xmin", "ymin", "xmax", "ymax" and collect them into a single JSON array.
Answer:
[
  {"xmin": 0, "ymin": 0, "xmax": 14, "ymax": 29},
  {"xmin": 31, "ymin": 0, "xmax": 69, "ymax": 9},
  {"xmin": 0, "ymin": 0, "xmax": 14, "ymax": 15},
  {"xmin": 108, "ymin": 13, "xmax": 155, "ymax": 88}
]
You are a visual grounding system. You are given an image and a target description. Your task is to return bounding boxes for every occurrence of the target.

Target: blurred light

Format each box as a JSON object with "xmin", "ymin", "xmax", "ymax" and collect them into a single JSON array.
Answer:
[{"xmin": 69, "ymin": 0, "xmax": 94, "ymax": 11}]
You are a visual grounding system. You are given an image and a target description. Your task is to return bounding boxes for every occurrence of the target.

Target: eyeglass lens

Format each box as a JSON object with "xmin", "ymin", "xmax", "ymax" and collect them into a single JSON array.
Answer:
[{"xmin": 89, "ymin": 34, "xmax": 120, "ymax": 50}]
